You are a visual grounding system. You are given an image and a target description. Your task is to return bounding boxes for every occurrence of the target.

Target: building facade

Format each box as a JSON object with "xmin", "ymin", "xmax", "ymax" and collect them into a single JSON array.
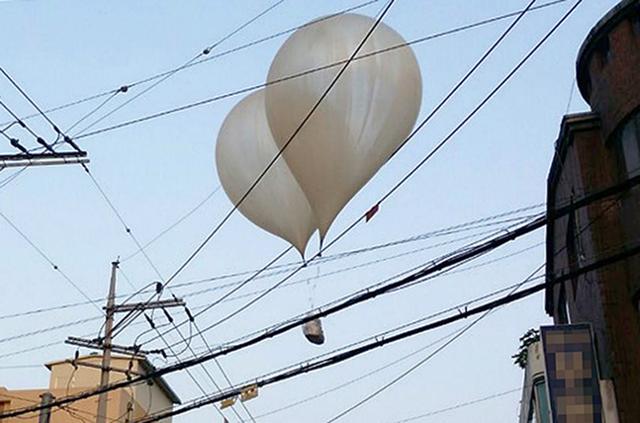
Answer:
[
  {"xmin": 0, "ymin": 354, "xmax": 180, "ymax": 423},
  {"xmin": 542, "ymin": 0, "xmax": 640, "ymax": 422}
]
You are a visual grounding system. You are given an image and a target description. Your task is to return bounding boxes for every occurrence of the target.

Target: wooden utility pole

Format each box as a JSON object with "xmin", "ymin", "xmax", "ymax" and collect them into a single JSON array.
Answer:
[
  {"xmin": 96, "ymin": 261, "xmax": 118, "ymax": 423},
  {"xmin": 65, "ymin": 261, "xmax": 185, "ymax": 423},
  {"xmin": 37, "ymin": 392, "xmax": 54, "ymax": 423}
]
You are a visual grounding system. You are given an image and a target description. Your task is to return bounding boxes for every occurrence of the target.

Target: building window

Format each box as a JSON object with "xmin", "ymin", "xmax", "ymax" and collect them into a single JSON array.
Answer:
[
  {"xmin": 616, "ymin": 111, "xmax": 640, "ymax": 177},
  {"xmin": 527, "ymin": 378, "xmax": 551, "ymax": 423}
]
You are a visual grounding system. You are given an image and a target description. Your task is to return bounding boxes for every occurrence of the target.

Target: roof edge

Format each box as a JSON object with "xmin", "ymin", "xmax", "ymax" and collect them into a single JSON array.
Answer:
[
  {"xmin": 576, "ymin": 0, "xmax": 640, "ymax": 101},
  {"xmin": 45, "ymin": 354, "xmax": 181, "ymax": 405},
  {"xmin": 545, "ymin": 112, "xmax": 601, "ymax": 316}
]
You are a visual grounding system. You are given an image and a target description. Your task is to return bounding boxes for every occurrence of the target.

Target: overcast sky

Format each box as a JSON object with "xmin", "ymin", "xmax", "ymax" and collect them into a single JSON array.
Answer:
[{"xmin": 0, "ymin": 1, "xmax": 621, "ymax": 422}]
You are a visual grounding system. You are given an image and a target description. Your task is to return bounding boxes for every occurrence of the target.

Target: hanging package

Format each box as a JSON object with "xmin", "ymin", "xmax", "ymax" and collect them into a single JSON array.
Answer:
[{"xmin": 303, "ymin": 317, "xmax": 325, "ymax": 345}]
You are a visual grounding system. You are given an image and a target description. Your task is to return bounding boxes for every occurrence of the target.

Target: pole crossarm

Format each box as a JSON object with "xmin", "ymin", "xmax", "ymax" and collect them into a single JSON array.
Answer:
[
  {"xmin": 65, "ymin": 337, "xmax": 163, "ymax": 357},
  {"xmin": 0, "ymin": 151, "xmax": 89, "ymax": 168},
  {"xmin": 111, "ymin": 298, "xmax": 185, "ymax": 313}
]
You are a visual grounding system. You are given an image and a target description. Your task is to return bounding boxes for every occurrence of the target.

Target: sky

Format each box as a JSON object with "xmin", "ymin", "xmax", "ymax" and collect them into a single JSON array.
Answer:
[{"xmin": 0, "ymin": 0, "xmax": 622, "ymax": 422}]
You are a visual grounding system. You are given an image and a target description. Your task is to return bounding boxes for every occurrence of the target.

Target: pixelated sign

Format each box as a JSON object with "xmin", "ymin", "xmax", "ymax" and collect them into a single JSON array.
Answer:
[{"xmin": 541, "ymin": 324, "xmax": 602, "ymax": 423}]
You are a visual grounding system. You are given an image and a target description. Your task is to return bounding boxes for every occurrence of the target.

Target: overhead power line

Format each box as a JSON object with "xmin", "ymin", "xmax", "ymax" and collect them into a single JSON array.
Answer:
[
  {"xmin": 133, "ymin": 241, "xmax": 640, "ymax": 423},
  {"xmin": 72, "ymin": 0, "xmax": 287, "ymax": 137},
  {"xmin": 112, "ymin": 0, "xmax": 398, "ymax": 346},
  {"xmin": 0, "ymin": 209, "xmax": 103, "ymax": 313},
  {"xmin": 0, "ymin": 229, "xmax": 540, "ymax": 351},
  {"xmin": 80, "ymin": 6, "xmax": 398, "ymax": 419},
  {"xmin": 0, "ymin": 168, "xmax": 26, "ymax": 189},
  {"xmin": 2, "ymin": 167, "xmax": 629, "ymax": 420},
  {"xmin": 252, "ymin": 329, "xmax": 463, "ymax": 419},
  {"xmin": 249, "ymin": 274, "xmax": 541, "ymax": 419},
  {"xmin": 0, "ymin": 222, "xmax": 536, "ymax": 357},
  {"xmin": 327, "ymin": 315, "xmax": 486, "ymax": 422},
  {"xmin": 0, "ymin": 214, "xmax": 629, "ymax": 421},
  {"xmin": 145, "ymin": 220, "xmax": 540, "ymax": 351},
  {"xmin": 143, "ymin": 214, "xmax": 538, "ymax": 347},
  {"xmin": 322, "ymin": 146, "xmax": 621, "ymax": 422},
  {"xmin": 388, "ymin": 387, "xmax": 522, "ymax": 423},
  {"xmin": 158, "ymin": 216, "xmax": 539, "ymax": 351},
  {"xmin": 68, "ymin": 0, "xmax": 568, "ymax": 142},
  {"xmin": 121, "ymin": 186, "xmax": 221, "ymax": 262},
  {"xmin": 0, "ymin": 0, "xmax": 592, "ymax": 418},
  {"xmin": 0, "ymin": 316, "xmax": 101, "ymax": 345},
  {"xmin": 0, "ymin": 67, "xmax": 60, "ymax": 132},
  {"xmin": 0, "ymin": 66, "xmax": 81, "ymax": 155},
  {"xmin": 0, "ymin": 1, "xmax": 380, "ymax": 129},
  {"xmin": 0, "ymin": 205, "xmax": 541, "ymax": 322},
  {"xmin": 147, "ymin": 0, "xmax": 575, "ymax": 348}
]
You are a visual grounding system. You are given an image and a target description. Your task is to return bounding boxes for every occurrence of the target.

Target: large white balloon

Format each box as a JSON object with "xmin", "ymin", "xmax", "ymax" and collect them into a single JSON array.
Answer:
[
  {"xmin": 265, "ymin": 13, "xmax": 422, "ymax": 240},
  {"xmin": 216, "ymin": 90, "xmax": 318, "ymax": 256}
]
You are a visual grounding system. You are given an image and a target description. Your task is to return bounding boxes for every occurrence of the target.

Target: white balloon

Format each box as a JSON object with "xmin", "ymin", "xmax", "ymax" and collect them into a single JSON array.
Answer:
[
  {"xmin": 266, "ymin": 13, "xmax": 422, "ymax": 241},
  {"xmin": 215, "ymin": 90, "xmax": 318, "ymax": 256}
]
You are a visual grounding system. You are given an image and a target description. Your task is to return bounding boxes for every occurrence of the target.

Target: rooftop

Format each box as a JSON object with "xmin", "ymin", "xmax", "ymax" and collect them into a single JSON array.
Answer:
[
  {"xmin": 576, "ymin": 0, "xmax": 640, "ymax": 100},
  {"xmin": 45, "ymin": 354, "xmax": 181, "ymax": 405}
]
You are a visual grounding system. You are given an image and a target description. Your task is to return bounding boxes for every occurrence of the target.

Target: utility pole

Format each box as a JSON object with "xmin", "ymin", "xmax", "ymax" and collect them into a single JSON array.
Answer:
[
  {"xmin": 37, "ymin": 392, "xmax": 54, "ymax": 423},
  {"xmin": 65, "ymin": 262, "xmax": 185, "ymax": 422},
  {"xmin": 96, "ymin": 260, "xmax": 118, "ymax": 423}
]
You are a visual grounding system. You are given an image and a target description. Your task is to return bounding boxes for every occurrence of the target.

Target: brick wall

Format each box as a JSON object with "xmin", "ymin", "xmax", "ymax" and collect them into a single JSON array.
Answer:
[{"xmin": 582, "ymin": 8, "xmax": 640, "ymax": 139}]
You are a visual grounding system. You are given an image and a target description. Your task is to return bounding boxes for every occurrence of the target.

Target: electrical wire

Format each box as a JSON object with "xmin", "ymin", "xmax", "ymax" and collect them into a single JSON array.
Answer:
[
  {"xmin": 252, "ymin": 327, "xmax": 503, "ymax": 419},
  {"xmin": 0, "ymin": 0, "xmax": 379, "ymax": 130},
  {"xmin": 0, "ymin": 224, "xmax": 528, "ymax": 364},
  {"xmin": 82, "ymin": 171, "xmax": 249, "ymax": 421},
  {"xmin": 0, "ymin": 226, "xmax": 540, "ymax": 351},
  {"xmin": 326, "ymin": 315, "xmax": 486, "ymax": 422},
  {"xmin": 191, "ymin": 318, "xmax": 258, "ymax": 422},
  {"xmin": 0, "ymin": 205, "xmax": 542, "ymax": 322},
  {"xmin": 154, "ymin": 171, "xmax": 640, "ymax": 381},
  {"xmin": 0, "ymin": 391, "xmax": 114, "ymax": 423},
  {"xmin": 1, "ymin": 173, "xmax": 634, "ymax": 419},
  {"xmin": 83, "ymin": 181, "xmax": 261, "ymax": 423},
  {"xmin": 387, "ymin": 387, "xmax": 522, "ymax": 423},
  {"xmin": 0, "ymin": 209, "xmax": 104, "ymax": 313},
  {"xmin": 147, "ymin": 0, "xmax": 562, "ymax": 347},
  {"xmin": 178, "ymin": 217, "xmax": 541, "ymax": 357},
  {"xmin": 65, "ymin": 90, "xmax": 121, "ymax": 134},
  {"xmin": 0, "ymin": 66, "xmax": 62, "ymax": 133},
  {"xmin": 0, "ymin": 2, "xmax": 604, "ymax": 418},
  {"xmin": 72, "ymin": 0, "xmax": 287, "ymax": 137},
  {"xmin": 178, "ymin": 232, "xmax": 541, "ymax": 304},
  {"xmin": 65, "ymin": 1, "xmax": 567, "ymax": 142},
  {"xmin": 325, "ymin": 257, "xmax": 543, "ymax": 422},
  {"xmin": 134, "ymin": 241, "xmax": 640, "ymax": 423},
  {"xmin": 168, "ymin": 219, "xmax": 522, "ymax": 348},
  {"xmin": 169, "ymin": 212, "xmax": 540, "ymax": 291},
  {"xmin": 0, "ymin": 98, "xmax": 41, "ymax": 140},
  {"xmin": 329, "ymin": 139, "xmax": 620, "ymax": 422},
  {"xmin": 143, "ymin": 214, "xmax": 537, "ymax": 347},
  {"xmin": 0, "ymin": 316, "xmax": 101, "ymax": 345},
  {"xmin": 323, "ymin": 217, "xmax": 611, "ymax": 420},
  {"xmin": 121, "ymin": 186, "xmax": 221, "ymax": 262},
  {"xmin": 0, "ymin": 167, "xmax": 26, "ymax": 189},
  {"xmin": 110, "ymin": 0, "xmax": 396, "ymax": 355}
]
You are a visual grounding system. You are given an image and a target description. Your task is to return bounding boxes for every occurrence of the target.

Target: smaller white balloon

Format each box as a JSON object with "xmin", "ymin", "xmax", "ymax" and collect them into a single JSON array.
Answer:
[{"xmin": 215, "ymin": 90, "xmax": 318, "ymax": 256}]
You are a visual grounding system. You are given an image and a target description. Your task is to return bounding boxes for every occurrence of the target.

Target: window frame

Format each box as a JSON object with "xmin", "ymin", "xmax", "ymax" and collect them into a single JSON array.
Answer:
[{"xmin": 614, "ymin": 110, "xmax": 640, "ymax": 178}]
